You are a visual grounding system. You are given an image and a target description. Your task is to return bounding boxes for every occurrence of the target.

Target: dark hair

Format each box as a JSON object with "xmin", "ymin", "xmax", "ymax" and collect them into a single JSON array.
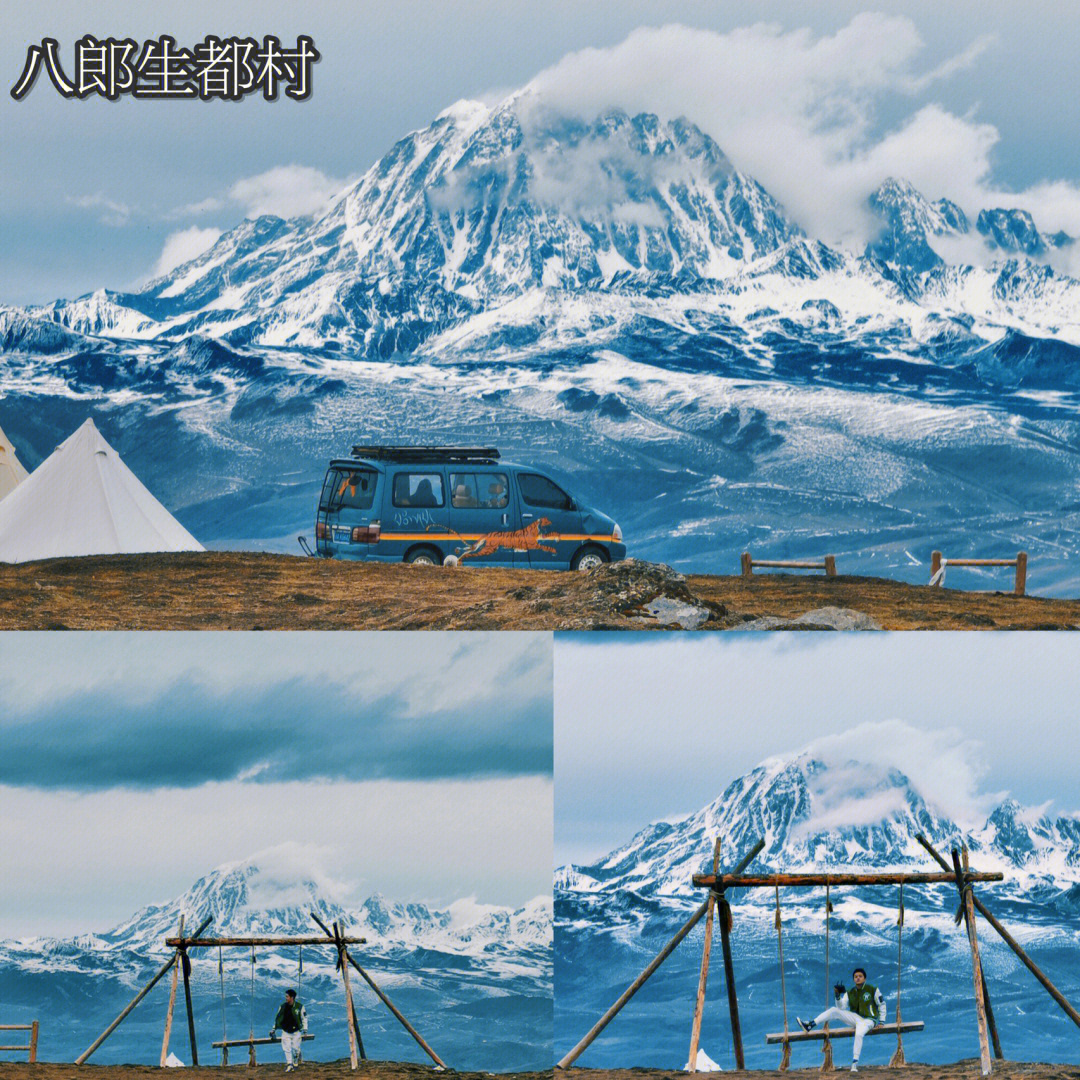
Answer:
[
  {"xmin": 285, "ymin": 989, "xmax": 297, "ymax": 998},
  {"xmin": 852, "ymin": 968, "xmax": 867, "ymax": 979}
]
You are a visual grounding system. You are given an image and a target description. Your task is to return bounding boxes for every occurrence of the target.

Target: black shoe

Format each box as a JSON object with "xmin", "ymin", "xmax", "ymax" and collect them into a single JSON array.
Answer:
[{"xmin": 797, "ymin": 1016, "xmax": 815, "ymax": 1033}]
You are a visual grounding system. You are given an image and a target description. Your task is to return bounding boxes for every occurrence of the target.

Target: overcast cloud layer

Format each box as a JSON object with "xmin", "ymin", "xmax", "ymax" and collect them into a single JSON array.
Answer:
[{"xmin": 0, "ymin": 632, "xmax": 552, "ymax": 790}]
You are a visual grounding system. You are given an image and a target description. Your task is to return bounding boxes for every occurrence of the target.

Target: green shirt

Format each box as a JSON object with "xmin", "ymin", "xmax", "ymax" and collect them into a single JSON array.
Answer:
[{"xmin": 842, "ymin": 983, "xmax": 882, "ymax": 1020}]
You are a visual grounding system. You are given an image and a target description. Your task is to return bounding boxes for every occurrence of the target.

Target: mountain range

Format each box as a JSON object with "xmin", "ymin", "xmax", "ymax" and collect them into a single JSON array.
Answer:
[{"xmin": 5, "ymin": 90, "xmax": 1080, "ymax": 587}]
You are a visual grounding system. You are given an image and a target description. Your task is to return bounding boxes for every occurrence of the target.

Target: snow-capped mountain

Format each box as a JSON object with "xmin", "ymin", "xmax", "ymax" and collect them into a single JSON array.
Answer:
[
  {"xmin": 556, "ymin": 751, "xmax": 1080, "ymax": 909},
  {"xmin": 7, "ymin": 89, "xmax": 1080, "ymax": 590},
  {"xmin": 8, "ymin": 92, "xmax": 1080, "ymax": 357},
  {"xmin": 0, "ymin": 855, "xmax": 551, "ymax": 975}
]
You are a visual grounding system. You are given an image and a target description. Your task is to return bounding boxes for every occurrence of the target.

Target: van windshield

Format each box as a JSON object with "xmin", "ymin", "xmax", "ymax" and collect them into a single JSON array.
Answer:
[{"xmin": 321, "ymin": 468, "xmax": 377, "ymax": 511}]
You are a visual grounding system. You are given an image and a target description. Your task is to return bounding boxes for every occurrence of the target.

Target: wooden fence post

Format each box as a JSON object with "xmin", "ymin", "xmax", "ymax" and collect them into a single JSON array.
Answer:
[
  {"xmin": 824, "ymin": 555, "xmax": 836, "ymax": 577},
  {"xmin": 1015, "ymin": 552, "xmax": 1027, "ymax": 596},
  {"xmin": 931, "ymin": 551, "xmax": 942, "ymax": 582},
  {"xmin": 29, "ymin": 1021, "xmax": 39, "ymax": 1063},
  {"xmin": 741, "ymin": 552, "xmax": 753, "ymax": 577}
]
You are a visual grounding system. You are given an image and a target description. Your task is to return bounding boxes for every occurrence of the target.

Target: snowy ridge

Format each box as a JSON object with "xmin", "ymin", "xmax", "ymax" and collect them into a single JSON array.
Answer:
[
  {"xmin": 557, "ymin": 751, "xmax": 1080, "ymax": 908},
  {"xmin": 0, "ymin": 855, "xmax": 551, "ymax": 977}
]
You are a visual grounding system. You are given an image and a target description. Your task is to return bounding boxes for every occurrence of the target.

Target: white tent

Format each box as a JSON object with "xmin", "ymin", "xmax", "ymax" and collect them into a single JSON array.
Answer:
[
  {"xmin": 0, "ymin": 422, "xmax": 28, "ymax": 501},
  {"xmin": 0, "ymin": 418, "xmax": 204, "ymax": 563}
]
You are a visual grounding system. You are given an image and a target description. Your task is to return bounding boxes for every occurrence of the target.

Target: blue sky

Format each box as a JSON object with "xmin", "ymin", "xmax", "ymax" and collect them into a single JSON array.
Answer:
[
  {"xmin": 555, "ymin": 632, "xmax": 1080, "ymax": 866},
  {"xmin": 0, "ymin": 632, "xmax": 552, "ymax": 935},
  {"xmin": 3, "ymin": 2, "xmax": 1080, "ymax": 303}
]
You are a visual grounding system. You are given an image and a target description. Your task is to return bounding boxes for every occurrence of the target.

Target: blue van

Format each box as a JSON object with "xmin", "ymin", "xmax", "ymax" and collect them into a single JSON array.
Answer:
[{"xmin": 314, "ymin": 446, "xmax": 625, "ymax": 569}]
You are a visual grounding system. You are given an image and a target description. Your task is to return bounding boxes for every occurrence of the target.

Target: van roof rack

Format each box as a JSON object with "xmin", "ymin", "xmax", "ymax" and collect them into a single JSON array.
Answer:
[{"xmin": 350, "ymin": 445, "xmax": 501, "ymax": 464}]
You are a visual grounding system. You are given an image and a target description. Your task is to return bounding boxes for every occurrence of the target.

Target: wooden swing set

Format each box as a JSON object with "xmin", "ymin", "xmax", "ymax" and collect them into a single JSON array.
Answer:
[
  {"xmin": 75, "ymin": 910, "xmax": 446, "ymax": 1070},
  {"xmin": 557, "ymin": 833, "xmax": 1080, "ymax": 1075}
]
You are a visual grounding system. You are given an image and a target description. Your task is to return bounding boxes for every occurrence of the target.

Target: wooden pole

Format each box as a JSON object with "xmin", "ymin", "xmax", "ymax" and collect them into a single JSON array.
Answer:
[
  {"xmin": 334, "ymin": 923, "xmax": 359, "ymax": 1071},
  {"xmin": 310, "ymin": 912, "xmax": 445, "ymax": 1069},
  {"xmin": 558, "ymin": 838, "xmax": 764, "ymax": 1069},
  {"xmin": 181, "ymin": 946, "xmax": 198, "ymax": 1067},
  {"xmin": 717, "ymin": 895, "xmax": 745, "ymax": 1070},
  {"xmin": 28, "ymin": 1021, "xmax": 38, "ymax": 1064},
  {"xmin": 160, "ymin": 913, "xmax": 184, "ymax": 1067},
  {"xmin": 741, "ymin": 552, "xmax": 753, "ymax": 576},
  {"xmin": 687, "ymin": 838, "xmax": 722, "ymax": 1070},
  {"xmin": 1015, "ymin": 551, "xmax": 1027, "ymax": 596},
  {"xmin": 953, "ymin": 848, "xmax": 992, "ymax": 1075},
  {"xmin": 824, "ymin": 555, "xmax": 837, "ymax": 577},
  {"xmin": 931, "ymin": 550, "xmax": 942, "ymax": 583},
  {"xmin": 915, "ymin": 835, "xmax": 1080, "ymax": 1030},
  {"xmin": 75, "ymin": 914, "xmax": 213, "ymax": 1065},
  {"xmin": 694, "ymin": 870, "xmax": 1002, "ymax": 888}
]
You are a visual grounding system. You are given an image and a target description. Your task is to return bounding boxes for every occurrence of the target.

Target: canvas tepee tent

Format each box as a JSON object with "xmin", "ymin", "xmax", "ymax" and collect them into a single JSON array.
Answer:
[
  {"xmin": 0, "ymin": 422, "xmax": 28, "ymax": 501},
  {"xmin": 0, "ymin": 419, "xmax": 203, "ymax": 563}
]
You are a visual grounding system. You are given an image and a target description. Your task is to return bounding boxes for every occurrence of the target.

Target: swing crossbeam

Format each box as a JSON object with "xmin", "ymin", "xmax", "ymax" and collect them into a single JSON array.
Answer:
[
  {"xmin": 212, "ymin": 1034, "xmax": 315, "ymax": 1048},
  {"xmin": 167, "ymin": 935, "xmax": 366, "ymax": 947},
  {"xmin": 694, "ymin": 871, "xmax": 1003, "ymax": 888},
  {"xmin": 766, "ymin": 1021, "xmax": 924, "ymax": 1044}
]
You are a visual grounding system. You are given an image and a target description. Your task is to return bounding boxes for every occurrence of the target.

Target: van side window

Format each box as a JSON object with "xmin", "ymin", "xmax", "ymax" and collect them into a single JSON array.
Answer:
[
  {"xmin": 393, "ymin": 472, "xmax": 444, "ymax": 508},
  {"xmin": 519, "ymin": 473, "xmax": 572, "ymax": 510},
  {"xmin": 329, "ymin": 469, "xmax": 376, "ymax": 510},
  {"xmin": 451, "ymin": 472, "xmax": 508, "ymax": 509}
]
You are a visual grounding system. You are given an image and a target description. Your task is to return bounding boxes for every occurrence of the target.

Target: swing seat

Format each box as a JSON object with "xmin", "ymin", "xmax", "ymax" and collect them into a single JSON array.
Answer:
[
  {"xmin": 212, "ymin": 1034, "xmax": 315, "ymax": 1048},
  {"xmin": 766, "ymin": 1021, "xmax": 924, "ymax": 1044}
]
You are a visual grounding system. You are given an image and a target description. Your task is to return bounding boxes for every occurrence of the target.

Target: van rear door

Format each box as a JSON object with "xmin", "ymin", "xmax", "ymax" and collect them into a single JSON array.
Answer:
[{"xmin": 447, "ymin": 470, "xmax": 521, "ymax": 566}]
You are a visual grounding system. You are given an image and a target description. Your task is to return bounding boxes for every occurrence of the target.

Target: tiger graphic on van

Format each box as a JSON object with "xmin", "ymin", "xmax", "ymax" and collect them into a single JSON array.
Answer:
[{"xmin": 430, "ymin": 518, "xmax": 557, "ymax": 560}]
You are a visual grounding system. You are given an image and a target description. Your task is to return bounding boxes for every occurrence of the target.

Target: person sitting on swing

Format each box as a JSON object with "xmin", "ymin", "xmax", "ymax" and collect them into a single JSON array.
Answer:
[
  {"xmin": 797, "ymin": 967, "xmax": 885, "ymax": 1072},
  {"xmin": 271, "ymin": 988, "xmax": 308, "ymax": 1072}
]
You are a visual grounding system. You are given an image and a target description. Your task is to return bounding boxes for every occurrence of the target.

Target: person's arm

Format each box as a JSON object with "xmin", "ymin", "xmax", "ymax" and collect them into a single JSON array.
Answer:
[
  {"xmin": 875, "ymin": 987, "xmax": 886, "ymax": 1025},
  {"xmin": 833, "ymin": 981, "xmax": 846, "ymax": 1004}
]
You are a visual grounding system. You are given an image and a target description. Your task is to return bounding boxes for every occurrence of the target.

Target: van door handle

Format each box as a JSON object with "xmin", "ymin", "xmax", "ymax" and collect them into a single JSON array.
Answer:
[
  {"xmin": 501, "ymin": 513, "xmax": 509, "ymax": 526},
  {"xmin": 522, "ymin": 513, "xmax": 534, "ymax": 520}
]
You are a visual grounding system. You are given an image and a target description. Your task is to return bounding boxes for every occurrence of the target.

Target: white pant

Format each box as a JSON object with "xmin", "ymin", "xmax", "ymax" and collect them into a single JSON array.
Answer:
[
  {"xmin": 813, "ymin": 1007, "xmax": 874, "ymax": 1060},
  {"xmin": 281, "ymin": 1029, "xmax": 303, "ymax": 1067}
]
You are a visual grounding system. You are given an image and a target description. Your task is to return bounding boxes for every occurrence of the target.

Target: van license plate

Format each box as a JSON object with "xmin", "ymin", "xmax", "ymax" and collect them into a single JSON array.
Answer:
[{"xmin": 333, "ymin": 527, "xmax": 352, "ymax": 543}]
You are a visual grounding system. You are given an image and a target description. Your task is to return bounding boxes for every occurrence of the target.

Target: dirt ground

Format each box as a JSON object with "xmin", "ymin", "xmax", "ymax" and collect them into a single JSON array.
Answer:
[
  {"xmin": 0, "ymin": 1061, "xmax": 552, "ymax": 1079},
  {"xmin": 0, "ymin": 552, "xmax": 1078, "ymax": 631},
  {"xmin": 558, "ymin": 1063, "xmax": 1080, "ymax": 1079}
]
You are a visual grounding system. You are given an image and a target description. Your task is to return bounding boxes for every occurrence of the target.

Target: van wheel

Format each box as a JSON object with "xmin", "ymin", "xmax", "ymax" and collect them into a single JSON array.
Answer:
[
  {"xmin": 405, "ymin": 546, "xmax": 443, "ymax": 566},
  {"xmin": 571, "ymin": 546, "xmax": 608, "ymax": 571}
]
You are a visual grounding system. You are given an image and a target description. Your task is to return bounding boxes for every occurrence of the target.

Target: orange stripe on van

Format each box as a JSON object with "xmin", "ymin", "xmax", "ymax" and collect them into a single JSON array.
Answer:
[{"xmin": 378, "ymin": 533, "xmax": 619, "ymax": 543}]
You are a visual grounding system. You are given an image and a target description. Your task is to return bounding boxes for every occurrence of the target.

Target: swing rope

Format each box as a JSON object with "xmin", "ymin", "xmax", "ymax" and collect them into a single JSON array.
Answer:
[
  {"xmin": 889, "ymin": 883, "xmax": 907, "ymax": 1066},
  {"xmin": 821, "ymin": 884, "xmax": 834, "ymax": 1072},
  {"xmin": 774, "ymin": 886, "xmax": 791, "ymax": 1071},
  {"xmin": 218, "ymin": 946, "xmax": 228, "ymax": 1064},
  {"xmin": 248, "ymin": 945, "xmax": 257, "ymax": 1067}
]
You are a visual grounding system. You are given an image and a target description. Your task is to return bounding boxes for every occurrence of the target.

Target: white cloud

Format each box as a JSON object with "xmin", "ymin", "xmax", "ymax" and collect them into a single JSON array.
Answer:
[
  {"xmin": 66, "ymin": 192, "xmax": 133, "ymax": 227},
  {"xmin": 784, "ymin": 718, "xmax": 1002, "ymax": 827},
  {"xmin": 228, "ymin": 164, "xmax": 349, "ymax": 219},
  {"xmin": 521, "ymin": 18, "xmax": 1080, "ymax": 251},
  {"xmin": 151, "ymin": 226, "xmax": 221, "ymax": 278}
]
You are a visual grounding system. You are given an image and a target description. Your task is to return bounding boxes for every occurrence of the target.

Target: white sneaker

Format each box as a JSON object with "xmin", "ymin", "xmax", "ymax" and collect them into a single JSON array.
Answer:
[{"xmin": 850, "ymin": 1064, "xmax": 858, "ymax": 1073}]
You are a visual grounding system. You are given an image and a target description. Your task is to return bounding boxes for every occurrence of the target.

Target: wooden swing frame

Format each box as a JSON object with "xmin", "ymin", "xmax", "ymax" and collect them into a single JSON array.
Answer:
[{"xmin": 557, "ymin": 833, "xmax": 1080, "ymax": 1076}]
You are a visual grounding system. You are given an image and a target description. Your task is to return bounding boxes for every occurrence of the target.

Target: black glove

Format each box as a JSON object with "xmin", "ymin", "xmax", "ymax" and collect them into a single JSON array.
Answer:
[
  {"xmin": 833, "ymin": 982, "xmax": 846, "ymax": 997},
  {"xmin": 269, "ymin": 1029, "xmax": 277, "ymax": 1038}
]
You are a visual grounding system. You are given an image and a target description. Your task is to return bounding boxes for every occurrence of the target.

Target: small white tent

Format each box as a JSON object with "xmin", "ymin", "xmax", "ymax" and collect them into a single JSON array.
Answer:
[
  {"xmin": 0, "ymin": 422, "xmax": 28, "ymax": 501},
  {"xmin": 0, "ymin": 418, "xmax": 203, "ymax": 563}
]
